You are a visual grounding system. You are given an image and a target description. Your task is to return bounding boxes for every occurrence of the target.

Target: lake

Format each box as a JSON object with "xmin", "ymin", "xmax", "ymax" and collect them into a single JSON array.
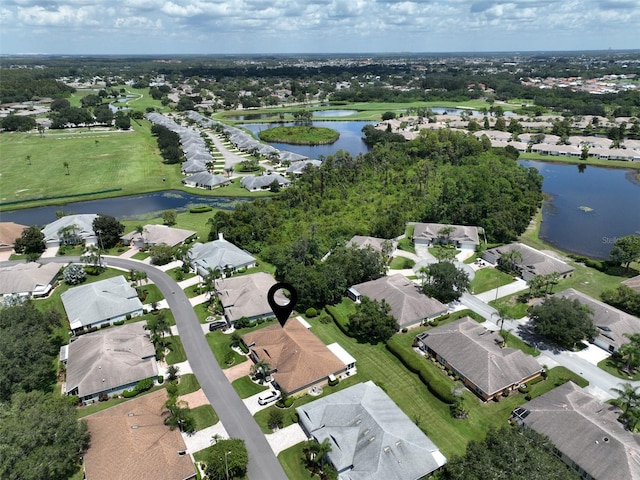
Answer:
[
  {"xmin": 520, "ymin": 160, "xmax": 640, "ymax": 259},
  {"xmin": 240, "ymin": 120, "xmax": 374, "ymax": 158},
  {"xmin": 0, "ymin": 191, "xmax": 249, "ymax": 227}
]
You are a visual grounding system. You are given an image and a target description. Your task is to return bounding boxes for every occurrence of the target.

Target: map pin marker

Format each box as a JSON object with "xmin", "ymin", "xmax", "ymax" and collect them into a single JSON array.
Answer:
[{"xmin": 268, "ymin": 282, "xmax": 297, "ymax": 328}]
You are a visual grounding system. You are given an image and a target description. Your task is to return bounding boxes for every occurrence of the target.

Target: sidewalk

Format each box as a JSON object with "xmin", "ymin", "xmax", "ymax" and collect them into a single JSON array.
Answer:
[{"xmin": 475, "ymin": 278, "xmax": 528, "ymax": 303}]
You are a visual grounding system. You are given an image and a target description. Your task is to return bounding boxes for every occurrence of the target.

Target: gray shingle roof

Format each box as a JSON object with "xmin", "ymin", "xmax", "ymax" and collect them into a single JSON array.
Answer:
[
  {"xmin": 351, "ymin": 274, "xmax": 447, "ymax": 327},
  {"xmin": 297, "ymin": 381, "xmax": 446, "ymax": 479},
  {"xmin": 0, "ymin": 262, "xmax": 62, "ymax": 296},
  {"xmin": 61, "ymin": 276, "xmax": 143, "ymax": 330},
  {"xmin": 121, "ymin": 224, "xmax": 196, "ymax": 247},
  {"xmin": 483, "ymin": 243, "xmax": 574, "ymax": 277},
  {"xmin": 515, "ymin": 382, "xmax": 640, "ymax": 480},
  {"xmin": 42, "ymin": 214, "xmax": 98, "ymax": 245},
  {"xmin": 215, "ymin": 272, "xmax": 278, "ymax": 322},
  {"xmin": 65, "ymin": 322, "xmax": 157, "ymax": 399},
  {"xmin": 413, "ymin": 222, "xmax": 480, "ymax": 246},
  {"xmin": 240, "ymin": 174, "xmax": 290, "ymax": 191},
  {"xmin": 417, "ymin": 317, "xmax": 541, "ymax": 397},
  {"xmin": 182, "ymin": 172, "xmax": 230, "ymax": 189},
  {"xmin": 347, "ymin": 235, "xmax": 396, "ymax": 254},
  {"xmin": 187, "ymin": 236, "xmax": 256, "ymax": 276},
  {"xmin": 556, "ymin": 288, "xmax": 640, "ymax": 351}
]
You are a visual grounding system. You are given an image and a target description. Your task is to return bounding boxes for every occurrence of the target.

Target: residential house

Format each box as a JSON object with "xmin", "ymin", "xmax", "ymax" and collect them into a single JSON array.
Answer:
[
  {"xmin": 0, "ymin": 221, "xmax": 26, "ymax": 251},
  {"xmin": 242, "ymin": 317, "xmax": 355, "ymax": 394},
  {"xmin": 240, "ymin": 173, "xmax": 290, "ymax": 191},
  {"xmin": 556, "ymin": 288, "xmax": 640, "ymax": 353},
  {"xmin": 511, "ymin": 381, "xmax": 640, "ymax": 480},
  {"xmin": 286, "ymin": 159, "xmax": 322, "ymax": 175},
  {"xmin": 182, "ymin": 172, "xmax": 230, "ymax": 190},
  {"xmin": 347, "ymin": 235, "xmax": 396, "ymax": 255},
  {"xmin": 482, "ymin": 243, "xmax": 574, "ymax": 281},
  {"xmin": 62, "ymin": 322, "xmax": 158, "ymax": 404},
  {"xmin": 413, "ymin": 223, "xmax": 480, "ymax": 251},
  {"xmin": 187, "ymin": 233, "xmax": 256, "ymax": 277},
  {"xmin": 121, "ymin": 224, "xmax": 196, "ymax": 248},
  {"xmin": 296, "ymin": 381, "xmax": 447, "ymax": 480},
  {"xmin": 0, "ymin": 262, "xmax": 62, "ymax": 298},
  {"xmin": 83, "ymin": 389, "xmax": 196, "ymax": 480},
  {"xmin": 416, "ymin": 317, "xmax": 542, "ymax": 401},
  {"xmin": 61, "ymin": 275, "xmax": 144, "ymax": 332},
  {"xmin": 349, "ymin": 274, "xmax": 448, "ymax": 329},
  {"xmin": 42, "ymin": 214, "xmax": 98, "ymax": 247},
  {"xmin": 216, "ymin": 271, "xmax": 280, "ymax": 323}
]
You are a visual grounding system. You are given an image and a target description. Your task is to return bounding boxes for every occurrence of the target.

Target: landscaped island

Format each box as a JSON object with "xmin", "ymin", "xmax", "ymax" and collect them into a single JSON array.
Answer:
[{"xmin": 258, "ymin": 126, "xmax": 339, "ymax": 145}]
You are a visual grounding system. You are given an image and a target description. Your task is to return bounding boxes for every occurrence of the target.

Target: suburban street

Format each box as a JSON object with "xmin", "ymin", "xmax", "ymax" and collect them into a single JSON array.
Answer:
[{"xmin": 6, "ymin": 256, "xmax": 288, "ymax": 480}]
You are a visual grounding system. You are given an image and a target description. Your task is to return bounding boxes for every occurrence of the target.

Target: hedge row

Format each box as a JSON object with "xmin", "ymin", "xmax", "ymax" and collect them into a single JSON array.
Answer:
[
  {"xmin": 386, "ymin": 337, "xmax": 454, "ymax": 404},
  {"xmin": 325, "ymin": 305, "xmax": 350, "ymax": 336},
  {"xmin": 189, "ymin": 205, "xmax": 213, "ymax": 213}
]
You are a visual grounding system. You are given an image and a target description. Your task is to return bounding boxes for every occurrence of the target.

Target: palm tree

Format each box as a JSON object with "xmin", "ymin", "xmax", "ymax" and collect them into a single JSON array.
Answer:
[
  {"xmin": 81, "ymin": 244, "xmax": 102, "ymax": 268},
  {"xmin": 499, "ymin": 249, "xmax": 523, "ymax": 274},
  {"xmin": 134, "ymin": 225, "xmax": 145, "ymax": 247},
  {"xmin": 611, "ymin": 383, "xmax": 640, "ymax": 414},
  {"xmin": 619, "ymin": 334, "xmax": 640, "ymax": 374},
  {"xmin": 63, "ymin": 161, "xmax": 70, "ymax": 175},
  {"xmin": 166, "ymin": 364, "xmax": 180, "ymax": 382},
  {"xmin": 251, "ymin": 360, "xmax": 271, "ymax": 383}
]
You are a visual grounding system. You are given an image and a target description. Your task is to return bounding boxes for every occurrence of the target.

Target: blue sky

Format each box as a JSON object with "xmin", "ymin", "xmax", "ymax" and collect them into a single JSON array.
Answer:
[{"xmin": 1, "ymin": 0, "xmax": 638, "ymax": 55}]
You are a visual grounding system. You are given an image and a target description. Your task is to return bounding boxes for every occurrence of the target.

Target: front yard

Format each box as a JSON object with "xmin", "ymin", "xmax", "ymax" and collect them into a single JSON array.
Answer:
[{"xmin": 469, "ymin": 268, "xmax": 515, "ymax": 294}]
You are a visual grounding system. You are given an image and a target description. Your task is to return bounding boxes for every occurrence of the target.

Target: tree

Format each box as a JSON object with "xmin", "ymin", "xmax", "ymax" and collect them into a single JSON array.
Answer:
[
  {"xmin": 63, "ymin": 161, "xmax": 70, "ymax": 175},
  {"xmin": 63, "ymin": 263, "xmax": 86, "ymax": 285},
  {"xmin": 81, "ymin": 244, "xmax": 102, "ymax": 269},
  {"xmin": 440, "ymin": 425, "xmax": 578, "ymax": 480},
  {"xmin": 0, "ymin": 391, "xmax": 89, "ymax": 480},
  {"xmin": 0, "ymin": 304, "xmax": 61, "ymax": 401},
  {"xmin": 162, "ymin": 209, "xmax": 177, "ymax": 226},
  {"xmin": 92, "ymin": 214, "xmax": 124, "ymax": 249},
  {"xmin": 616, "ymin": 333, "xmax": 640, "ymax": 375},
  {"xmin": 146, "ymin": 312, "xmax": 172, "ymax": 359},
  {"xmin": 611, "ymin": 383, "xmax": 640, "ymax": 431},
  {"xmin": 13, "ymin": 225, "xmax": 45, "ymax": 259},
  {"xmin": 114, "ymin": 111, "xmax": 130, "ymax": 130},
  {"xmin": 610, "ymin": 235, "xmax": 640, "ymax": 269},
  {"xmin": 268, "ymin": 409, "xmax": 284, "ymax": 430},
  {"xmin": 528, "ymin": 297, "xmax": 596, "ymax": 349},
  {"xmin": 203, "ymin": 438, "xmax": 249, "ymax": 480},
  {"xmin": 163, "ymin": 396, "xmax": 195, "ymax": 434},
  {"xmin": 421, "ymin": 261, "xmax": 470, "ymax": 303},
  {"xmin": 250, "ymin": 359, "xmax": 271, "ymax": 383},
  {"xmin": 149, "ymin": 244, "xmax": 174, "ymax": 265},
  {"xmin": 601, "ymin": 285, "xmax": 640, "ymax": 316},
  {"xmin": 498, "ymin": 248, "xmax": 523, "ymax": 274},
  {"xmin": 166, "ymin": 364, "xmax": 180, "ymax": 382},
  {"xmin": 348, "ymin": 297, "xmax": 398, "ymax": 342}
]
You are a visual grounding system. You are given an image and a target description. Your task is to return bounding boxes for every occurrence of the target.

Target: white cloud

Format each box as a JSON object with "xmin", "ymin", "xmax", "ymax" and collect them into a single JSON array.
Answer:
[{"xmin": 17, "ymin": 5, "xmax": 99, "ymax": 26}]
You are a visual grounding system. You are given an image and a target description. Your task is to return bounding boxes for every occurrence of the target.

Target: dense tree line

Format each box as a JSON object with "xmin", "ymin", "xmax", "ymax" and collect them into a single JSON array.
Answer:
[
  {"xmin": 0, "ymin": 303, "xmax": 62, "ymax": 402},
  {"xmin": 0, "ymin": 70, "xmax": 75, "ymax": 103},
  {"xmin": 439, "ymin": 425, "xmax": 578, "ymax": 479},
  {"xmin": 151, "ymin": 124, "xmax": 184, "ymax": 164}
]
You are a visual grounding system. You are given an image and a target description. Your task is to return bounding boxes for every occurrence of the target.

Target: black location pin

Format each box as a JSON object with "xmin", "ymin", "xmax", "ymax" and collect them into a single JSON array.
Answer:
[{"xmin": 267, "ymin": 282, "xmax": 297, "ymax": 328}]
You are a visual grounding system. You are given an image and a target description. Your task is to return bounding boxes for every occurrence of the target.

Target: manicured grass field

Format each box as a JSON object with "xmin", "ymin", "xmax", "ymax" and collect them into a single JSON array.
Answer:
[
  {"xmin": 501, "ymin": 330, "xmax": 540, "ymax": 357},
  {"xmin": 389, "ymin": 256, "xmax": 415, "ymax": 269},
  {"xmin": 490, "ymin": 293, "xmax": 530, "ymax": 319},
  {"xmin": 598, "ymin": 357, "xmax": 640, "ymax": 381},
  {"xmin": 165, "ymin": 336, "xmax": 187, "ymax": 364},
  {"xmin": 231, "ymin": 376, "xmax": 269, "ymax": 399},
  {"xmin": 469, "ymin": 268, "xmax": 515, "ymax": 294},
  {"xmin": 177, "ymin": 374, "xmax": 201, "ymax": 396},
  {"xmin": 192, "ymin": 404, "xmax": 219, "ymax": 430}
]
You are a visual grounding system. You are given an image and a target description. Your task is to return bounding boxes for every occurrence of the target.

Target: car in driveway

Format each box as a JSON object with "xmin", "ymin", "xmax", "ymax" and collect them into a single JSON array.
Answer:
[
  {"xmin": 208, "ymin": 320, "xmax": 228, "ymax": 332},
  {"xmin": 258, "ymin": 390, "xmax": 281, "ymax": 406}
]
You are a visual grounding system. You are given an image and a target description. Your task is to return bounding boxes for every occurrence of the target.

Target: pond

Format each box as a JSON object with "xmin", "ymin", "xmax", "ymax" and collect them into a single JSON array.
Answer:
[
  {"xmin": 0, "ymin": 191, "xmax": 250, "ymax": 227},
  {"xmin": 520, "ymin": 160, "xmax": 640, "ymax": 259},
  {"xmin": 312, "ymin": 110, "xmax": 359, "ymax": 117},
  {"xmin": 240, "ymin": 120, "xmax": 374, "ymax": 158}
]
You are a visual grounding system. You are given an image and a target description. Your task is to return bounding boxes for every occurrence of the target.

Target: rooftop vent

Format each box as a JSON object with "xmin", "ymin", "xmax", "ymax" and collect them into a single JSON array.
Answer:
[
  {"xmin": 384, "ymin": 446, "xmax": 391, "ymax": 453},
  {"xmin": 128, "ymin": 413, "xmax": 135, "ymax": 417},
  {"xmin": 604, "ymin": 437, "xmax": 610, "ymax": 443},
  {"xmin": 131, "ymin": 425, "xmax": 139, "ymax": 429},
  {"xmin": 368, "ymin": 436, "xmax": 376, "ymax": 443}
]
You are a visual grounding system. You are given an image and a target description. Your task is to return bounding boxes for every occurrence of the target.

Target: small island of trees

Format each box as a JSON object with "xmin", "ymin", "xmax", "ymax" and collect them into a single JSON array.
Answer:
[{"xmin": 258, "ymin": 126, "xmax": 340, "ymax": 145}]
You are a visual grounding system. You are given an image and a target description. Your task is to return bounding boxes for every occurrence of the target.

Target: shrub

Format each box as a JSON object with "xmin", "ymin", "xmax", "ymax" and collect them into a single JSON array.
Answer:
[
  {"xmin": 401, "ymin": 327, "xmax": 408, "ymax": 333},
  {"xmin": 239, "ymin": 343, "xmax": 249, "ymax": 354},
  {"xmin": 328, "ymin": 377, "xmax": 339, "ymax": 387},
  {"xmin": 63, "ymin": 264, "xmax": 86, "ymax": 285},
  {"xmin": 122, "ymin": 389, "xmax": 137, "ymax": 398},
  {"xmin": 224, "ymin": 351, "xmax": 235, "ymax": 365},
  {"xmin": 113, "ymin": 320, "xmax": 125, "ymax": 326},
  {"xmin": 157, "ymin": 375, "xmax": 164, "ymax": 384},
  {"xmin": 257, "ymin": 318, "xmax": 265, "ymax": 325},
  {"xmin": 189, "ymin": 205, "xmax": 213, "ymax": 213},
  {"xmin": 305, "ymin": 307, "xmax": 318, "ymax": 318},
  {"xmin": 100, "ymin": 323, "xmax": 111, "ymax": 329},
  {"xmin": 518, "ymin": 384, "xmax": 530, "ymax": 394},
  {"xmin": 291, "ymin": 412, "xmax": 299, "ymax": 423},
  {"xmin": 98, "ymin": 392, "xmax": 109, "ymax": 402},
  {"xmin": 135, "ymin": 378, "xmax": 154, "ymax": 393},
  {"xmin": 126, "ymin": 313, "xmax": 132, "ymax": 320}
]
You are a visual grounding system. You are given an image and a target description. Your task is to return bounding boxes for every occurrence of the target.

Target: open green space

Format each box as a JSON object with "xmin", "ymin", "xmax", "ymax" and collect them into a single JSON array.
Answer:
[
  {"xmin": 177, "ymin": 374, "xmax": 201, "ymax": 396},
  {"xmin": 137, "ymin": 284, "xmax": 164, "ymax": 304},
  {"xmin": 598, "ymin": 356, "xmax": 640, "ymax": 381},
  {"xmin": 192, "ymin": 404, "xmax": 219, "ymax": 430},
  {"xmin": 232, "ymin": 376, "xmax": 270, "ymax": 399},
  {"xmin": 470, "ymin": 268, "xmax": 516, "ymax": 294},
  {"xmin": 501, "ymin": 330, "xmax": 540, "ymax": 357},
  {"xmin": 165, "ymin": 336, "xmax": 187, "ymax": 364},
  {"xmin": 490, "ymin": 293, "xmax": 530, "ymax": 319},
  {"xmin": 279, "ymin": 443, "xmax": 316, "ymax": 480},
  {"xmin": 258, "ymin": 126, "xmax": 339, "ymax": 145},
  {"xmin": 389, "ymin": 256, "xmax": 415, "ymax": 269}
]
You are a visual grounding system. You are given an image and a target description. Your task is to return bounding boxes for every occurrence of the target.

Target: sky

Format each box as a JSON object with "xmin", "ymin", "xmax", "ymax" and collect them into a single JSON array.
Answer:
[{"xmin": 0, "ymin": 0, "xmax": 639, "ymax": 55}]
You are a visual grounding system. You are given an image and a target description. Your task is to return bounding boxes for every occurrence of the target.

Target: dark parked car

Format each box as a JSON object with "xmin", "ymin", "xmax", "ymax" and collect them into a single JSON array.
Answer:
[{"xmin": 208, "ymin": 320, "xmax": 228, "ymax": 331}]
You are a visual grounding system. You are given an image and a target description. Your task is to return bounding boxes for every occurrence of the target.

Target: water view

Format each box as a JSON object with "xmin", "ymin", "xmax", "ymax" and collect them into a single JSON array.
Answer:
[
  {"xmin": 520, "ymin": 160, "xmax": 640, "ymax": 259},
  {"xmin": 241, "ymin": 120, "xmax": 374, "ymax": 158},
  {"xmin": 0, "ymin": 191, "xmax": 248, "ymax": 227}
]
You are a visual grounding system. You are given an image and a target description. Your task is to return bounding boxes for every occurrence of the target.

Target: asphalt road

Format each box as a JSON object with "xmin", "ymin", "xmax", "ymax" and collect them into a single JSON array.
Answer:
[{"xmin": 17, "ymin": 257, "xmax": 288, "ymax": 480}]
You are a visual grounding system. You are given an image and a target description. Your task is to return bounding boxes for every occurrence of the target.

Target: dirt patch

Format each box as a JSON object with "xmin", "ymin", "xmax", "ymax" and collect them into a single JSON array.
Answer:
[{"xmin": 178, "ymin": 389, "xmax": 209, "ymax": 408}]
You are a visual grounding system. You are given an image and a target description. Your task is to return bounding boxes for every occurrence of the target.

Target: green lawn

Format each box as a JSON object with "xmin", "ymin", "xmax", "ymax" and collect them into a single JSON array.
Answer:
[
  {"xmin": 192, "ymin": 404, "xmax": 219, "ymax": 430},
  {"xmin": 137, "ymin": 284, "xmax": 164, "ymax": 304},
  {"xmin": 397, "ymin": 224, "xmax": 415, "ymax": 253},
  {"xmin": 389, "ymin": 256, "xmax": 415, "ymax": 269},
  {"xmin": 165, "ymin": 336, "xmax": 187, "ymax": 364},
  {"xmin": 501, "ymin": 330, "xmax": 540, "ymax": 357},
  {"xmin": 279, "ymin": 443, "xmax": 316, "ymax": 480},
  {"xmin": 232, "ymin": 376, "xmax": 270, "ymax": 399},
  {"xmin": 164, "ymin": 266, "xmax": 196, "ymax": 282},
  {"xmin": 205, "ymin": 331, "xmax": 248, "ymax": 369},
  {"xmin": 470, "ymin": 268, "xmax": 516, "ymax": 294},
  {"xmin": 598, "ymin": 356, "xmax": 640, "ymax": 381},
  {"xmin": 177, "ymin": 374, "xmax": 201, "ymax": 396},
  {"xmin": 490, "ymin": 293, "xmax": 530, "ymax": 319}
]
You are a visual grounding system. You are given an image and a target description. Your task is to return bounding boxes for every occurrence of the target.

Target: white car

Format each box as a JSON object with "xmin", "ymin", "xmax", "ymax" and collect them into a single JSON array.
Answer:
[{"xmin": 258, "ymin": 390, "xmax": 281, "ymax": 406}]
